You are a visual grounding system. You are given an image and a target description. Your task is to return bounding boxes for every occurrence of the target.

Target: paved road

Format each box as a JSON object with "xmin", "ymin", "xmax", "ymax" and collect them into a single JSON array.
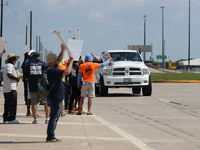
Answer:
[
  {"xmin": 0, "ymin": 82, "xmax": 200, "ymax": 150},
  {"xmin": 149, "ymin": 67, "xmax": 165, "ymax": 73}
]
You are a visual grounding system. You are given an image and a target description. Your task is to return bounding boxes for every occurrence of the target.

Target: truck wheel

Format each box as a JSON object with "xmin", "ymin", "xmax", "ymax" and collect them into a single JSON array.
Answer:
[
  {"xmin": 142, "ymin": 76, "xmax": 152, "ymax": 96},
  {"xmin": 132, "ymin": 87, "xmax": 141, "ymax": 94},
  {"xmin": 99, "ymin": 77, "xmax": 108, "ymax": 96},
  {"xmin": 95, "ymin": 84, "xmax": 99, "ymax": 94}
]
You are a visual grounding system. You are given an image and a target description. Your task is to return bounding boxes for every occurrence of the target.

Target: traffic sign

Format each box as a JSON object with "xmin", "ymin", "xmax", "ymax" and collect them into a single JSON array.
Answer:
[
  {"xmin": 170, "ymin": 66, "xmax": 176, "ymax": 70},
  {"xmin": 169, "ymin": 60, "xmax": 172, "ymax": 63},
  {"xmin": 156, "ymin": 55, "xmax": 167, "ymax": 59}
]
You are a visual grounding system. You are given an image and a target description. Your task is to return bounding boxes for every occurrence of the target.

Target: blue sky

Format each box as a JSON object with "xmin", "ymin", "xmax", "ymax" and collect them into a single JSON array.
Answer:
[{"xmin": 1, "ymin": 0, "xmax": 200, "ymax": 67}]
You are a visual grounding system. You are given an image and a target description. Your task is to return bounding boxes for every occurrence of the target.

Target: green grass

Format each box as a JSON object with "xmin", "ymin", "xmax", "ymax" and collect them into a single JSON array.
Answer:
[
  {"xmin": 150, "ymin": 72, "xmax": 200, "ymax": 81},
  {"xmin": 19, "ymin": 76, "xmax": 23, "ymax": 80}
]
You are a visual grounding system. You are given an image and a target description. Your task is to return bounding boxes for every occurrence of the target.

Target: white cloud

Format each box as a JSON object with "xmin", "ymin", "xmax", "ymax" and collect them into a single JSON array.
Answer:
[
  {"xmin": 18, "ymin": 13, "xmax": 24, "ymax": 20},
  {"xmin": 172, "ymin": 10, "xmax": 184, "ymax": 20},
  {"xmin": 110, "ymin": 0, "xmax": 150, "ymax": 11},
  {"xmin": 89, "ymin": 10, "xmax": 105, "ymax": 20}
]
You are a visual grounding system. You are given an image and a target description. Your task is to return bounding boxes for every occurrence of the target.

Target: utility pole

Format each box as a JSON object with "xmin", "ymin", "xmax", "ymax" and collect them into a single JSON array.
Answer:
[
  {"xmin": 36, "ymin": 35, "xmax": 38, "ymax": 51},
  {"xmin": 30, "ymin": 11, "xmax": 32, "ymax": 50},
  {"xmin": 0, "ymin": 0, "xmax": 8, "ymax": 70},
  {"xmin": 161, "ymin": 6, "xmax": 165, "ymax": 68},
  {"xmin": 188, "ymin": 0, "xmax": 191, "ymax": 72},
  {"xmin": 39, "ymin": 36, "xmax": 41, "ymax": 52},
  {"xmin": 143, "ymin": 15, "xmax": 147, "ymax": 61},
  {"xmin": 25, "ymin": 25, "xmax": 28, "ymax": 45}
]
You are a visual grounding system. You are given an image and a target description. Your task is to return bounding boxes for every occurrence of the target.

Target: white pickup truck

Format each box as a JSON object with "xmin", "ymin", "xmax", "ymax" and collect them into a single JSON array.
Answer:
[{"xmin": 95, "ymin": 50, "xmax": 152, "ymax": 96}]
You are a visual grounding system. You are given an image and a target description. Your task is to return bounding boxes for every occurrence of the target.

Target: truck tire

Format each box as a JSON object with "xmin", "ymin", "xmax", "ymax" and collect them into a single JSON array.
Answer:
[
  {"xmin": 132, "ymin": 87, "xmax": 141, "ymax": 94},
  {"xmin": 99, "ymin": 76, "xmax": 108, "ymax": 96},
  {"xmin": 95, "ymin": 84, "xmax": 99, "ymax": 94},
  {"xmin": 142, "ymin": 76, "xmax": 152, "ymax": 96}
]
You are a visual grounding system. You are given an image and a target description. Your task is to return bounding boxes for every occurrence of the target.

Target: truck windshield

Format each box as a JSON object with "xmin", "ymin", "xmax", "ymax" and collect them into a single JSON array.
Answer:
[{"xmin": 109, "ymin": 52, "xmax": 142, "ymax": 62}]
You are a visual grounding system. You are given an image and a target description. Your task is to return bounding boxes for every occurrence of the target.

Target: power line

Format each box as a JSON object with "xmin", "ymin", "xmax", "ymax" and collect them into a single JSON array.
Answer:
[
  {"xmin": 4, "ymin": 19, "xmax": 18, "ymax": 32},
  {"xmin": 6, "ymin": 2, "xmax": 24, "ymax": 25}
]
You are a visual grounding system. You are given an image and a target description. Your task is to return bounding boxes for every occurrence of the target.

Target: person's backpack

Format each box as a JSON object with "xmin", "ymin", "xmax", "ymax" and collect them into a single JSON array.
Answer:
[{"xmin": 38, "ymin": 67, "xmax": 57, "ymax": 99}]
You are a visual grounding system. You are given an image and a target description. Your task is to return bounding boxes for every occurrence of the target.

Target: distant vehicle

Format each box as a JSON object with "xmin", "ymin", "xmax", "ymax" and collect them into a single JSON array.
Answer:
[
  {"xmin": 0, "ymin": 70, "xmax": 3, "ymax": 85},
  {"xmin": 95, "ymin": 50, "xmax": 152, "ymax": 96}
]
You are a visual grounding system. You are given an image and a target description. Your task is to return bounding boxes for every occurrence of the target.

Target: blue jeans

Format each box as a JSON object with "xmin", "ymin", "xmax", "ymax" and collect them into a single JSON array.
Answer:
[
  {"xmin": 3, "ymin": 90, "xmax": 17, "ymax": 121},
  {"xmin": 47, "ymin": 98, "xmax": 62, "ymax": 138}
]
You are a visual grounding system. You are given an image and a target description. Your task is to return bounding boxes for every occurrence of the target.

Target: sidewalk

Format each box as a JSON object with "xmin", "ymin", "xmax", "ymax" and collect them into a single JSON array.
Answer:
[
  {"xmin": 0, "ymin": 82, "xmax": 141, "ymax": 150},
  {"xmin": 152, "ymin": 80, "xmax": 200, "ymax": 83}
]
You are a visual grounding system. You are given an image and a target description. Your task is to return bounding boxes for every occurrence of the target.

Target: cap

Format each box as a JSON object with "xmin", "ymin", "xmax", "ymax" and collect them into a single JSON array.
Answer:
[{"xmin": 46, "ymin": 53, "xmax": 58, "ymax": 63}]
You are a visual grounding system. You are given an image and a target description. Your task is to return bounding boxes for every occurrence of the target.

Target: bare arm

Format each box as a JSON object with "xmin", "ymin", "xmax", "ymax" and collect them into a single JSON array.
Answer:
[
  {"xmin": 63, "ymin": 53, "xmax": 74, "ymax": 76},
  {"xmin": 56, "ymin": 44, "xmax": 65, "ymax": 65},
  {"xmin": 7, "ymin": 73, "xmax": 20, "ymax": 82},
  {"xmin": 0, "ymin": 49, "xmax": 6, "ymax": 58}
]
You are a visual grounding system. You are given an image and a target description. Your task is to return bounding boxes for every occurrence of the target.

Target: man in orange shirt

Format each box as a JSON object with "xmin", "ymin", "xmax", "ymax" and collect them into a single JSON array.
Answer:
[{"xmin": 77, "ymin": 53, "xmax": 112, "ymax": 115}]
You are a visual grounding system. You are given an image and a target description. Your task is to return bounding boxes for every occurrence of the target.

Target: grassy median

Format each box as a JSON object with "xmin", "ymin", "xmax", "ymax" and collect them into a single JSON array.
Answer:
[{"xmin": 150, "ymin": 72, "xmax": 200, "ymax": 81}]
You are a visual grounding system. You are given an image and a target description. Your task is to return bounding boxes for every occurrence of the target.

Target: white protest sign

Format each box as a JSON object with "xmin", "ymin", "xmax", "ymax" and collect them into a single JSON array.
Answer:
[
  {"xmin": 24, "ymin": 45, "xmax": 30, "ymax": 54},
  {"xmin": 54, "ymin": 30, "xmax": 71, "ymax": 56},
  {"xmin": 0, "ymin": 37, "xmax": 6, "ymax": 53},
  {"xmin": 68, "ymin": 29, "xmax": 80, "ymax": 40},
  {"xmin": 64, "ymin": 39, "xmax": 83, "ymax": 61},
  {"xmin": 100, "ymin": 52, "xmax": 114, "ymax": 68}
]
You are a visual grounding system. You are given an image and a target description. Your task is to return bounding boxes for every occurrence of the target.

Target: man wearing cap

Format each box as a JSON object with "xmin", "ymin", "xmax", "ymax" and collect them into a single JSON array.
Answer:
[
  {"xmin": 3, "ymin": 53, "xmax": 20, "ymax": 124},
  {"xmin": 46, "ymin": 44, "xmax": 73, "ymax": 142},
  {"xmin": 24, "ymin": 50, "xmax": 50, "ymax": 124}
]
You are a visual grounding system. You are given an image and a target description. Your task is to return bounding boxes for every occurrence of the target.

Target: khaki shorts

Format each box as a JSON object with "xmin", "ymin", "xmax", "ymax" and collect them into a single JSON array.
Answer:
[
  {"xmin": 81, "ymin": 84, "xmax": 95, "ymax": 98},
  {"xmin": 30, "ymin": 92, "xmax": 47, "ymax": 105}
]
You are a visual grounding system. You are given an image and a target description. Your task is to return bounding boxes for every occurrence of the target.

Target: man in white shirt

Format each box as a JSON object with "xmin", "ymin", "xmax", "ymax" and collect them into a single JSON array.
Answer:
[{"xmin": 3, "ymin": 53, "xmax": 20, "ymax": 124}]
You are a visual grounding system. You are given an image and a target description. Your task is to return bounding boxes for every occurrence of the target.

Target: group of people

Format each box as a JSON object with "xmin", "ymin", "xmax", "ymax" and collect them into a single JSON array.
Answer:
[{"xmin": 1, "ymin": 44, "xmax": 112, "ymax": 142}]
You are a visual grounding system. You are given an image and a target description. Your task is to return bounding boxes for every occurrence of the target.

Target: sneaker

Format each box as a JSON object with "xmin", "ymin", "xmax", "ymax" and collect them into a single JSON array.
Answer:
[
  {"xmin": 61, "ymin": 114, "xmax": 65, "ymax": 117},
  {"xmin": 81, "ymin": 110, "xmax": 87, "ymax": 114},
  {"xmin": 26, "ymin": 113, "xmax": 32, "ymax": 116},
  {"xmin": 76, "ymin": 112, "xmax": 81, "ymax": 115},
  {"xmin": 46, "ymin": 137, "xmax": 61, "ymax": 143},
  {"xmin": 3, "ymin": 121, "xmax": 8, "ymax": 124},
  {"xmin": 8, "ymin": 120, "xmax": 20, "ymax": 124},
  {"xmin": 32, "ymin": 120, "xmax": 38, "ymax": 124},
  {"xmin": 87, "ymin": 112, "xmax": 93, "ymax": 115},
  {"xmin": 75, "ymin": 107, "xmax": 79, "ymax": 111},
  {"xmin": 68, "ymin": 110, "xmax": 76, "ymax": 114},
  {"xmin": 45, "ymin": 120, "xmax": 49, "ymax": 124}
]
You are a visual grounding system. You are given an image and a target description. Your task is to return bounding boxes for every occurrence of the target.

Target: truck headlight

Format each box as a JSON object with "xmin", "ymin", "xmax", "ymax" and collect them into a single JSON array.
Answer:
[
  {"xmin": 142, "ymin": 69, "xmax": 150, "ymax": 75},
  {"xmin": 103, "ymin": 69, "xmax": 112, "ymax": 75}
]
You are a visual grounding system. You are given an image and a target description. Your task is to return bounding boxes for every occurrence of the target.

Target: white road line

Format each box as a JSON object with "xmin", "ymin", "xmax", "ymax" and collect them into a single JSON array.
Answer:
[
  {"xmin": 157, "ymin": 98, "xmax": 170, "ymax": 103},
  {"xmin": 92, "ymin": 114, "xmax": 155, "ymax": 150}
]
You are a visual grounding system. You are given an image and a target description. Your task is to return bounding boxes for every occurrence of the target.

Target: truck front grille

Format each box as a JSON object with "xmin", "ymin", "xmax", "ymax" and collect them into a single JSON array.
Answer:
[
  {"xmin": 129, "ymin": 72, "xmax": 141, "ymax": 75},
  {"xmin": 112, "ymin": 67, "xmax": 141, "ymax": 76},
  {"xmin": 113, "ymin": 72, "xmax": 125, "ymax": 75},
  {"xmin": 114, "ymin": 82, "xmax": 141, "ymax": 85}
]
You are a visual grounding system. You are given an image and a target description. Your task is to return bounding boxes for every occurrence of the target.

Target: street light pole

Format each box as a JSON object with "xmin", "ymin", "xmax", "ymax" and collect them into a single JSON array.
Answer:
[
  {"xmin": 30, "ymin": 11, "xmax": 32, "ymax": 50},
  {"xmin": 0, "ymin": 0, "xmax": 3, "ymax": 70},
  {"xmin": 143, "ymin": 15, "xmax": 147, "ymax": 61},
  {"xmin": 188, "ymin": 0, "xmax": 191, "ymax": 72},
  {"xmin": 161, "ymin": 6, "xmax": 165, "ymax": 68}
]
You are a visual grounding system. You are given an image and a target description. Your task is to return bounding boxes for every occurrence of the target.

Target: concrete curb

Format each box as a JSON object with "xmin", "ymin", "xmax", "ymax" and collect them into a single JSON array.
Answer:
[{"xmin": 152, "ymin": 80, "xmax": 200, "ymax": 83}]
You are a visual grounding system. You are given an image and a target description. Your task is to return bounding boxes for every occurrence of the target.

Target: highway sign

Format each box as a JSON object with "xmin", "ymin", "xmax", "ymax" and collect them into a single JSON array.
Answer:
[{"xmin": 156, "ymin": 55, "xmax": 167, "ymax": 59}]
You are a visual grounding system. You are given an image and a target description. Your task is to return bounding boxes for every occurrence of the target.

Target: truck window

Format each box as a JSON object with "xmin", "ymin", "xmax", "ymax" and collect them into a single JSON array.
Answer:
[{"xmin": 110, "ymin": 52, "xmax": 142, "ymax": 62}]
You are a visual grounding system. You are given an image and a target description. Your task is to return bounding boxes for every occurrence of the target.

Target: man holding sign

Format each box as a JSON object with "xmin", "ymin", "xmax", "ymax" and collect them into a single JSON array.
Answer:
[{"xmin": 46, "ymin": 44, "xmax": 73, "ymax": 142}]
